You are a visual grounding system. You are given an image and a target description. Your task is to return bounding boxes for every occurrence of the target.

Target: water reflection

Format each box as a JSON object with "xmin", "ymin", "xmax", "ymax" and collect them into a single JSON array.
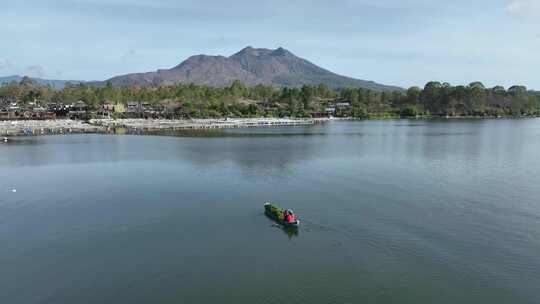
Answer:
[
  {"xmin": 265, "ymin": 219, "xmax": 299, "ymax": 239},
  {"xmin": 0, "ymin": 126, "xmax": 329, "ymax": 171},
  {"xmin": 0, "ymin": 120, "xmax": 537, "ymax": 174},
  {"xmin": 2, "ymin": 119, "xmax": 540, "ymax": 304},
  {"xmin": 281, "ymin": 226, "xmax": 299, "ymax": 238},
  {"xmin": 0, "ymin": 135, "xmax": 127, "ymax": 167}
]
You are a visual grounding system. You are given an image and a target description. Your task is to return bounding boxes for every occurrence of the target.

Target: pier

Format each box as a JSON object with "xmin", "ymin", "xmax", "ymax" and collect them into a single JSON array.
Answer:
[
  {"xmin": 0, "ymin": 118, "xmax": 320, "ymax": 137},
  {"xmin": 89, "ymin": 118, "xmax": 317, "ymax": 132},
  {"xmin": 0, "ymin": 120, "xmax": 105, "ymax": 136}
]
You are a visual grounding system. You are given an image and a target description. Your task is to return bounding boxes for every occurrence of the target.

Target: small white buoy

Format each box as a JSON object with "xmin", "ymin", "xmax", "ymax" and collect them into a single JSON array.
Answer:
[{"xmin": 12, "ymin": 189, "xmax": 16, "ymax": 193}]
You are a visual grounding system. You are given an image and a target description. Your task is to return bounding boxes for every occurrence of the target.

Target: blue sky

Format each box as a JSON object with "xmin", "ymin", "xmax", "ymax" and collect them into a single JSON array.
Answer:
[{"xmin": 1, "ymin": 0, "xmax": 539, "ymax": 89}]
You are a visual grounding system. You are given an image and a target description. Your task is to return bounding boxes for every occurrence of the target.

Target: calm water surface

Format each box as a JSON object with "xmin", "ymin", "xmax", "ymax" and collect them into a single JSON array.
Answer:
[{"xmin": 1, "ymin": 120, "xmax": 540, "ymax": 304}]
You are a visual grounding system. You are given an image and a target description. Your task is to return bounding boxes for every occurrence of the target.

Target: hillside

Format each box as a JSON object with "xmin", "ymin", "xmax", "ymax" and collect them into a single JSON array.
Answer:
[{"xmin": 105, "ymin": 47, "xmax": 402, "ymax": 91}]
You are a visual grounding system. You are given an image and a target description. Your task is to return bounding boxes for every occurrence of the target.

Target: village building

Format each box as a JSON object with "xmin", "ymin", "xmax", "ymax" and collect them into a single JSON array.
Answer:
[
  {"xmin": 98, "ymin": 102, "xmax": 127, "ymax": 118},
  {"xmin": 125, "ymin": 101, "xmax": 160, "ymax": 117},
  {"xmin": 126, "ymin": 101, "xmax": 140, "ymax": 113},
  {"xmin": 102, "ymin": 102, "xmax": 115, "ymax": 112},
  {"xmin": 67, "ymin": 100, "xmax": 88, "ymax": 118},
  {"xmin": 335, "ymin": 102, "xmax": 351, "ymax": 109},
  {"xmin": 113, "ymin": 103, "xmax": 125, "ymax": 113},
  {"xmin": 72, "ymin": 100, "xmax": 88, "ymax": 112}
]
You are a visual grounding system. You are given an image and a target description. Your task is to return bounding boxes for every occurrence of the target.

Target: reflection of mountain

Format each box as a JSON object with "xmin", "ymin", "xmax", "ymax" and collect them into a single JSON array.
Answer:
[
  {"xmin": 0, "ymin": 128, "xmax": 327, "ymax": 171},
  {"xmin": 0, "ymin": 136, "xmax": 125, "ymax": 168},
  {"xmin": 174, "ymin": 131, "xmax": 321, "ymax": 175}
]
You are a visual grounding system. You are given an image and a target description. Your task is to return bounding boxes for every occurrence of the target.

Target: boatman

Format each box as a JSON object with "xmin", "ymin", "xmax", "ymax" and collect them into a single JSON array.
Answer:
[{"xmin": 285, "ymin": 210, "xmax": 296, "ymax": 223}]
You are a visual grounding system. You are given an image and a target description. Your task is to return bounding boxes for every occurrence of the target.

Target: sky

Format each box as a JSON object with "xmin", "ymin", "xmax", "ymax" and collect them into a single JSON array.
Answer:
[{"xmin": 1, "ymin": 0, "xmax": 539, "ymax": 89}]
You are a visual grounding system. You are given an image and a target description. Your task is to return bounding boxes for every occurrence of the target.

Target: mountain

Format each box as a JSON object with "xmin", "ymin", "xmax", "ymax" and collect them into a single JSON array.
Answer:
[
  {"xmin": 0, "ymin": 75, "xmax": 83, "ymax": 89},
  {"xmin": 105, "ymin": 47, "xmax": 402, "ymax": 91}
]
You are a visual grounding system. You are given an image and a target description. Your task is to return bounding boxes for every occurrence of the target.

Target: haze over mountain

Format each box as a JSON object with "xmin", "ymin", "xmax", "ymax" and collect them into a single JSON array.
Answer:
[
  {"xmin": 105, "ymin": 47, "xmax": 402, "ymax": 91},
  {"xmin": 0, "ymin": 75, "xmax": 83, "ymax": 89}
]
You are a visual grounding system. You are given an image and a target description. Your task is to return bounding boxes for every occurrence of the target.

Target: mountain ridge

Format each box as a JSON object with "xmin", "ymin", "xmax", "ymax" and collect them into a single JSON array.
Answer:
[
  {"xmin": 105, "ymin": 47, "xmax": 402, "ymax": 91},
  {"xmin": 0, "ymin": 75, "xmax": 84, "ymax": 89},
  {"xmin": 1, "ymin": 47, "xmax": 403, "ymax": 91}
]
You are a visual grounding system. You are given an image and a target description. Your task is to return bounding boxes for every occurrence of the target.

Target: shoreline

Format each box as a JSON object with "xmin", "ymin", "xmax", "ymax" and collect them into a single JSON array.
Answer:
[
  {"xmin": 89, "ymin": 118, "xmax": 318, "ymax": 131},
  {"xmin": 0, "ymin": 118, "xmax": 320, "ymax": 137},
  {"xmin": 1, "ymin": 116, "xmax": 538, "ymax": 138},
  {"xmin": 0, "ymin": 119, "xmax": 105, "ymax": 137}
]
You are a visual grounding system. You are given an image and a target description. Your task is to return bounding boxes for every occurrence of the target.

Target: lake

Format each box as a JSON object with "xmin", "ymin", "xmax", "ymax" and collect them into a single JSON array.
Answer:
[{"xmin": 1, "ymin": 119, "xmax": 540, "ymax": 304}]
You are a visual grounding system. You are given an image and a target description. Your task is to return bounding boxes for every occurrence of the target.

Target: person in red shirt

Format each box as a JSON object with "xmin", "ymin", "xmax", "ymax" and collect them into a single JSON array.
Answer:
[{"xmin": 285, "ymin": 210, "xmax": 295, "ymax": 223}]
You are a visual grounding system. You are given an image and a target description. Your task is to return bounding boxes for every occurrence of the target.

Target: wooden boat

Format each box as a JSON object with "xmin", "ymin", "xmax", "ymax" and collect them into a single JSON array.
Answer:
[{"xmin": 264, "ymin": 202, "xmax": 300, "ymax": 227}]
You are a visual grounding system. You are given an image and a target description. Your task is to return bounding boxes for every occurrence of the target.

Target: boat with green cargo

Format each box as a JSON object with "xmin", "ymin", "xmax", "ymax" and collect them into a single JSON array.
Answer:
[{"xmin": 264, "ymin": 202, "xmax": 300, "ymax": 227}]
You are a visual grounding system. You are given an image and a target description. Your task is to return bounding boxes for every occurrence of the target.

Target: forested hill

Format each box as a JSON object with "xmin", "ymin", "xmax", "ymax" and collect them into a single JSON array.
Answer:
[
  {"xmin": 400, "ymin": 82, "xmax": 539, "ymax": 117},
  {"xmin": 1, "ymin": 77, "xmax": 538, "ymax": 118},
  {"xmin": 104, "ymin": 47, "xmax": 402, "ymax": 91}
]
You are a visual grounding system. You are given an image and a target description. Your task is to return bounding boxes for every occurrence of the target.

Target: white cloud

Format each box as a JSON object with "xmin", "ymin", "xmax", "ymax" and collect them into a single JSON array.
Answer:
[
  {"xmin": 0, "ymin": 59, "xmax": 15, "ymax": 70},
  {"xmin": 24, "ymin": 65, "xmax": 46, "ymax": 78},
  {"xmin": 506, "ymin": 0, "xmax": 540, "ymax": 17}
]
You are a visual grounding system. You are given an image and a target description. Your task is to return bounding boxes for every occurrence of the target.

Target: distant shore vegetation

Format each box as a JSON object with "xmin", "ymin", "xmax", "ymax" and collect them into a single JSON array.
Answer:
[{"xmin": 1, "ymin": 77, "xmax": 539, "ymax": 119}]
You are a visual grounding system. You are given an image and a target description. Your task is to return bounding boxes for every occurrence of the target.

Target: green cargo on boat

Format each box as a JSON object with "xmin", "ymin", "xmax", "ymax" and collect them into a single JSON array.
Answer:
[{"xmin": 264, "ymin": 202, "xmax": 300, "ymax": 227}]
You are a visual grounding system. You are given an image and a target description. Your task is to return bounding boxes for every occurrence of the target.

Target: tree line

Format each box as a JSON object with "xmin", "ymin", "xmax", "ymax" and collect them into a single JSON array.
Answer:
[{"xmin": 1, "ymin": 77, "xmax": 539, "ymax": 118}]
